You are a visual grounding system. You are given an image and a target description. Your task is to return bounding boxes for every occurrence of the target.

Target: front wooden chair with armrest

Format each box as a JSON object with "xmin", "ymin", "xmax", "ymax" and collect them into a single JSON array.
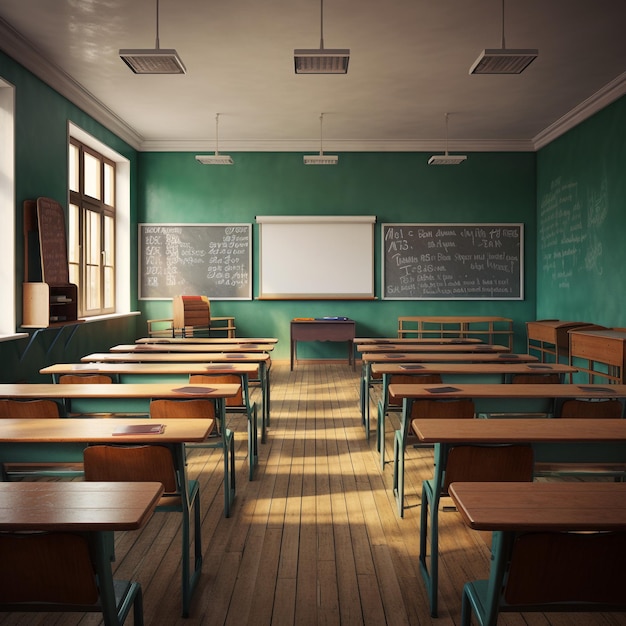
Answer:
[
  {"xmin": 149, "ymin": 398, "xmax": 236, "ymax": 516},
  {"xmin": 377, "ymin": 374, "xmax": 442, "ymax": 470},
  {"xmin": 84, "ymin": 444, "xmax": 203, "ymax": 618},
  {"xmin": 189, "ymin": 373, "xmax": 258, "ymax": 479},
  {"xmin": 420, "ymin": 443, "xmax": 534, "ymax": 617},
  {"xmin": 461, "ymin": 530, "xmax": 626, "ymax": 626},
  {"xmin": 392, "ymin": 398, "xmax": 475, "ymax": 518},
  {"xmin": 0, "ymin": 531, "xmax": 143, "ymax": 625}
]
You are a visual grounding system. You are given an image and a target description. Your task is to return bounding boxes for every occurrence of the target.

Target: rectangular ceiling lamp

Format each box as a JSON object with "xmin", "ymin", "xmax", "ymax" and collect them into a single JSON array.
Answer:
[
  {"xmin": 303, "ymin": 155, "xmax": 339, "ymax": 165},
  {"xmin": 428, "ymin": 154, "xmax": 467, "ymax": 165},
  {"xmin": 469, "ymin": 48, "xmax": 538, "ymax": 74},
  {"xmin": 195, "ymin": 155, "xmax": 234, "ymax": 165},
  {"xmin": 119, "ymin": 49, "xmax": 187, "ymax": 74},
  {"xmin": 294, "ymin": 49, "xmax": 350, "ymax": 74}
]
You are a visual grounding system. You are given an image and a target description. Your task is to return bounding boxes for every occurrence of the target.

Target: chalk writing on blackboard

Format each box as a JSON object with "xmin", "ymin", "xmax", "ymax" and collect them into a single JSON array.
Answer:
[
  {"xmin": 539, "ymin": 175, "xmax": 607, "ymax": 290},
  {"xmin": 37, "ymin": 197, "xmax": 70, "ymax": 284},
  {"xmin": 139, "ymin": 223, "xmax": 252, "ymax": 300},
  {"xmin": 382, "ymin": 223, "xmax": 523, "ymax": 300}
]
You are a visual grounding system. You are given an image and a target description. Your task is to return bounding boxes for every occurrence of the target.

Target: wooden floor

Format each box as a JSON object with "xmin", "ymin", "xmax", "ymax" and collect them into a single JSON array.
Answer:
[{"xmin": 3, "ymin": 361, "xmax": 625, "ymax": 625}]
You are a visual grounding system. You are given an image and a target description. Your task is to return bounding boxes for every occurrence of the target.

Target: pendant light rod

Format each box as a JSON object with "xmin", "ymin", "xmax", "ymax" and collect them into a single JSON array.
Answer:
[
  {"xmin": 319, "ymin": 113, "xmax": 325, "ymax": 155},
  {"xmin": 215, "ymin": 113, "xmax": 222, "ymax": 155},
  {"xmin": 155, "ymin": 0, "xmax": 161, "ymax": 49},
  {"xmin": 500, "ymin": 0, "xmax": 506, "ymax": 49},
  {"xmin": 319, "ymin": 0, "xmax": 325, "ymax": 49}
]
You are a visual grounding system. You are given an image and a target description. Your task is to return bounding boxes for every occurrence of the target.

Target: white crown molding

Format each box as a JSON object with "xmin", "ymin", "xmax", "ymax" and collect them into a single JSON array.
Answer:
[
  {"xmin": 0, "ymin": 17, "xmax": 143, "ymax": 150},
  {"xmin": 533, "ymin": 73, "xmax": 626, "ymax": 150}
]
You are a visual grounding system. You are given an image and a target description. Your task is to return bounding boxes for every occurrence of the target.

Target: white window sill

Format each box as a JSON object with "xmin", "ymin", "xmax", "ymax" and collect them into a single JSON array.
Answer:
[{"xmin": 79, "ymin": 311, "xmax": 140, "ymax": 323}]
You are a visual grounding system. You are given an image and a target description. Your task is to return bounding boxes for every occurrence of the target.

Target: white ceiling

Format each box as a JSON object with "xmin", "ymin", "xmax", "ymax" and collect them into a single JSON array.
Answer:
[{"xmin": 0, "ymin": 0, "xmax": 625, "ymax": 153}]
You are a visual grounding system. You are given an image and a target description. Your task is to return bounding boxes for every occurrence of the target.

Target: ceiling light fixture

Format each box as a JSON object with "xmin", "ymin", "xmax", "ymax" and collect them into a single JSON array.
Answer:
[
  {"xmin": 428, "ymin": 113, "xmax": 467, "ymax": 165},
  {"xmin": 304, "ymin": 113, "xmax": 338, "ymax": 165},
  {"xmin": 195, "ymin": 114, "xmax": 234, "ymax": 165},
  {"xmin": 119, "ymin": 0, "xmax": 186, "ymax": 74},
  {"xmin": 469, "ymin": 0, "xmax": 538, "ymax": 74},
  {"xmin": 294, "ymin": 0, "xmax": 350, "ymax": 74}
]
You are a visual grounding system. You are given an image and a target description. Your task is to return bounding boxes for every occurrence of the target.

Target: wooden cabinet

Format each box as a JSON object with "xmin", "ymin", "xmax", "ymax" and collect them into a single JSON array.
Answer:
[{"xmin": 22, "ymin": 198, "xmax": 78, "ymax": 328}]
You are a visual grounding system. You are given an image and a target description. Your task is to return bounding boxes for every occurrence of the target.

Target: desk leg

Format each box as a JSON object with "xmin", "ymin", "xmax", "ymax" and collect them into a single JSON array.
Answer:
[{"xmin": 290, "ymin": 339, "xmax": 296, "ymax": 371}]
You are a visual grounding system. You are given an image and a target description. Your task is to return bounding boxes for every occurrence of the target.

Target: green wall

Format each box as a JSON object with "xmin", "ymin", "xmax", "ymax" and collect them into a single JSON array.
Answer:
[
  {"xmin": 536, "ymin": 96, "xmax": 626, "ymax": 325},
  {"xmin": 0, "ymin": 51, "xmax": 140, "ymax": 382},
  {"xmin": 138, "ymin": 151, "xmax": 537, "ymax": 358}
]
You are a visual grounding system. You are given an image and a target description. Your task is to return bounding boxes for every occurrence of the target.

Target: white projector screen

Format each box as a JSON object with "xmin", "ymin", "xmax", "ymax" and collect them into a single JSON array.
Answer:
[{"xmin": 256, "ymin": 215, "xmax": 376, "ymax": 299}]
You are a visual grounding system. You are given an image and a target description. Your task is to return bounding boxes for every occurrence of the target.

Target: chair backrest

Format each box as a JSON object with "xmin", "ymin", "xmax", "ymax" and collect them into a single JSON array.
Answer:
[
  {"xmin": 0, "ymin": 399, "xmax": 60, "ymax": 418},
  {"xmin": 504, "ymin": 531, "xmax": 626, "ymax": 606},
  {"xmin": 557, "ymin": 398, "xmax": 623, "ymax": 418},
  {"xmin": 0, "ymin": 531, "xmax": 98, "ymax": 605},
  {"xmin": 388, "ymin": 374, "xmax": 442, "ymax": 407},
  {"xmin": 58, "ymin": 374, "xmax": 113, "ymax": 384},
  {"xmin": 189, "ymin": 374, "xmax": 243, "ymax": 406},
  {"xmin": 84, "ymin": 444, "xmax": 178, "ymax": 493},
  {"xmin": 443, "ymin": 444, "xmax": 534, "ymax": 491},
  {"xmin": 511, "ymin": 373, "xmax": 561, "ymax": 384},
  {"xmin": 410, "ymin": 398, "xmax": 475, "ymax": 420},
  {"xmin": 150, "ymin": 397, "xmax": 217, "ymax": 422}
]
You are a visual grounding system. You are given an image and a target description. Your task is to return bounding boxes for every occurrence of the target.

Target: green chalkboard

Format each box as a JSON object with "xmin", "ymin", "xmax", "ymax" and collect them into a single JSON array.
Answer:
[
  {"xmin": 139, "ymin": 223, "xmax": 252, "ymax": 300},
  {"xmin": 382, "ymin": 223, "xmax": 524, "ymax": 300}
]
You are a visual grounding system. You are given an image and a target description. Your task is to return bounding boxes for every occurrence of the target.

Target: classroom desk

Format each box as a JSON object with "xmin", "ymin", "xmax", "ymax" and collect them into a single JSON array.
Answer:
[
  {"xmin": 354, "ymin": 337, "xmax": 482, "ymax": 345},
  {"xmin": 0, "ymin": 386, "xmax": 237, "ymax": 517},
  {"xmin": 372, "ymin": 362, "xmax": 577, "ymax": 469},
  {"xmin": 82, "ymin": 351, "xmax": 272, "ymax": 435},
  {"xmin": 0, "ymin": 481, "xmax": 163, "ymax": 622},
  {"xmin": 449, "ymin": 482, "xmax": 626, "ymax": 624},
  {"xmin": 357, "ymin": 343, "xmax": 509, "ymax": 354},
  {"xmin": 40, "ymin": 361, "xmax": 262, "ymax": 473},
  {"xmin": 388, "ymin": 383, "xmax": 626, "ymax": 517},
  {"xmin": 412, "ymin": 419, "xmax": 626, "ymax": 617},
  {"xmin": 290, "ymin": 319, "xmax": 356, "ymax": 370},
  {"xmin": 359, "ymin": 352, "xmax": 539, "ymax": 439},
  {"xmin": 568, "ymin": 327, "xmax": 626, "ymax": 383},
  {"xmin": 111, "ymin": 342, "xmax": 275, "ymax": 353},
  {"xmin": 136, "ymin": 336, "xmax": 279, "ymax": 345},
  {"xmin": 525, "ymin": 320, "xmax": 596, "ymax": 362}
]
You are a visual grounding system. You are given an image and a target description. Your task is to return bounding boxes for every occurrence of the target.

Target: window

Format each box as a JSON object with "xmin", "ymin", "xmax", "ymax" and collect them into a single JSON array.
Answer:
[{"xmin": 68, "ymin": 138, "xmax": 116, "ymax": 316}]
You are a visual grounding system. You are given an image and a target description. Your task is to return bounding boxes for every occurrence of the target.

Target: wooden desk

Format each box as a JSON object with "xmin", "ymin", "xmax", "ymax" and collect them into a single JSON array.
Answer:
[
  {"xmin": 359, "ymin": 352, "xmax": 539, "ymax": 439},
  {"xmin": 290, "ymin": 319, "xmax": 356, "ymax": 370},
  {"xmin": 397, "ymin": 316, "xmax": 514, "ymax": 350},
  {"xmin": 372, "ymin": 362, "xmax": 577, "ymax": 469},
  {"xmin": 40, "ymin": 361, "xmax": 262, "ymax": 473},
  {"xmin": 449, "ymin": 482, "xmax": 626, "ymax": 624},
  {"xmin": 82, "ymin": 352, "xmax": 272, "ymax": 434},
  {"xmin": 0, "ymin": 481, "xmax": 163, "ymax": 622},
  {"xmin": 357, "ymin": 343, "xmax": 509, "ymax": 353},
  {"xmin": 0, "ymin": 387, "xmax": 236, "ymax": 517},
  {"xmin": 354, "ymin": 337, "xmax": 482, "ymax": 345},
  {"xmin": 412, "ymin": 420, "xmax": 626, "ymax": 617},
  {"xmin": 111, "ymin": 342, "xmax": 275, "ymax": 353},
  {"xmin": 136, "ymin": 336, "xmax": 278, "ymax": 345},
  {"xmin": 525, "ymin": 320, "xmax": 595, "ymax": 362},
  {"xmin": 568, "ymin": 327, "xmax": 626, "ymax": 383}
]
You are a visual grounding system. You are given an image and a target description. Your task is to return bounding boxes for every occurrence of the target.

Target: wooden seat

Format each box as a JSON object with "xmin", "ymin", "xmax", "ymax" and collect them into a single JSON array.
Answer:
[
  {"xmin": 510, "ymin": 373, "xmax": 562, "ymax": 384},
  {"xmin": 392, "ymin": 398, "xmax": 475, "ymax": 518},
  {"xmin": 149, "ymin": 398, "xmax": 235, "ymax": 516},
  {"xmin": 0, "ymin": 531, "xmax": 143, "ymax": 625},
  {"xmin": 189, "ymin": 373, "xmax": 258, "ymax": 480},
  {"xmin": 84, "ymin": 444, "xmax": 201, "ymax": 618},
  {"xmin": 377, "ymin": 374, "xmax": 442, "ymax": 469},
  {"xmin": 0, "ymin": 400, "xmax": 72, "ymax": 479},
  {"xmin": 58, "ymin": 373, "xmax": 114, "ymax": 416},
  {"xmin": 420, "ymin": 443, "xmax": 534, "ymax": 617},
  {"xmin": 461, "ymin": 530, "xmax": 626, "ymax": 626}
]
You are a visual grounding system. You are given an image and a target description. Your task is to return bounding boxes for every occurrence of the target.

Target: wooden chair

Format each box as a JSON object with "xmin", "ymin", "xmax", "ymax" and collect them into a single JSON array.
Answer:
[
  {"xmin": 0, "ymin": 531, "xmax": 143, "ymax": 625},
  {"xmin": 461, "ymin": 530, "xmax": 626, "ymax": 626},
  {"xmin": 84, "ymin": 444, "xmax": 201, "ymax": 618},
  {"xmin": 189, "ymin": 373, "xmax": 258, "ymax": 479},
  {"xmin": 0, "ymin": 399, "xmax": 75, "ymax": 479},
  {"xmin": 420, "ymin": 443, "xmax": 534, "ymax": 617},
  {"xmin": 534, "ymin": 397, "xmax": 626, "ymax": 480},
  {"xmin": 392, "ymin": 398, "xmax": 475, "ymax": 518},
  {"xmin": 149, "ymin": 398, "xmax": 235, "ymax": 516},
  {"xmin": 376, "ymin": 374, "xmax": 442, "ymax": 469},
  {"xmin": 58, "ymin": 373, "xmax": 114, "ymax": 416}
]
